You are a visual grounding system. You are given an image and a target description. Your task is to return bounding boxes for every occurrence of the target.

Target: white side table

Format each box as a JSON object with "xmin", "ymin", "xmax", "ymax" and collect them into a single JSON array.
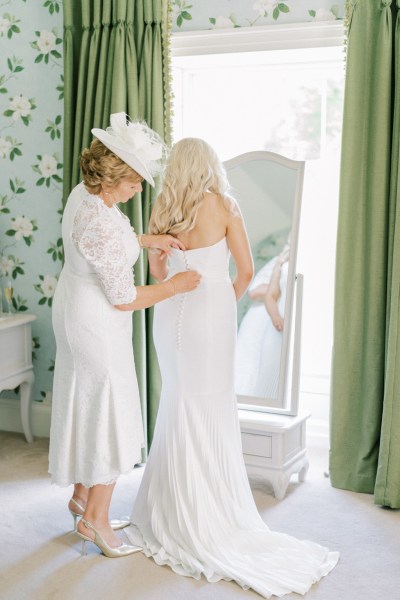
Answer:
[
  {"xmin": 239, "ymin": 410, "xmax": 310, "ymax": 500},
  {"xmin": 0, "ymin": 314, "xmax": 36, "ymax": 443}
]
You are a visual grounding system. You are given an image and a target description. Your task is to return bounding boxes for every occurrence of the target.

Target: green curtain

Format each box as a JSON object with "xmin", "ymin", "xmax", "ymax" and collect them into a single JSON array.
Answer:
[
  {"xmin": 63, "ymin": 0, "xmax": 172, "ymax": 452},
  {"xmin": 330, "ymin": 0, "xmax": 400, "ymax": 508}
]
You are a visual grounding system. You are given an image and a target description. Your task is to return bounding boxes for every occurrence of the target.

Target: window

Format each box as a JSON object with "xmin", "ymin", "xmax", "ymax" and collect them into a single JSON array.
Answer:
[{"xmin": 171, "ymin": 24, "xmax": 345, "ymax": 421}]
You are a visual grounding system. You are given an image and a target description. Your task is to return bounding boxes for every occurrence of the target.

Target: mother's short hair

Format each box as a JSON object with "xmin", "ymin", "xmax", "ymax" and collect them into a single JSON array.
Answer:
[{"xmin": 80, "ymin": 139, "xmax": 142, "ymax": 195}]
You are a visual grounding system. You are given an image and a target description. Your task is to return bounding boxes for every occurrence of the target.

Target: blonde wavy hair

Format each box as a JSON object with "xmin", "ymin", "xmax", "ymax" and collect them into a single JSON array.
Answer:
[
  {"xmin": 148, "ymin": 137, "xmax": 235, "ymax": 235},
  {"xmin": 80, "ymin": 139, "xmax": 142, "ymax": 195}
]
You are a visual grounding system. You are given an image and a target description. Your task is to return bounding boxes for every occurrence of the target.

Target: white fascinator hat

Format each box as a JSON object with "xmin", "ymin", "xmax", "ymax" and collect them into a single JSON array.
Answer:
[{"xmin": 91, "ymin": 112, "xmax": 165, "ymax": 187}]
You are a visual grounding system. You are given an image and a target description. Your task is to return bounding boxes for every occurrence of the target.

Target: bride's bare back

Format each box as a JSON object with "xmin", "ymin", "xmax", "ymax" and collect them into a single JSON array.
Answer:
[{"xmin": 176, "ymin": 192, "xmax": 230, "ymax": 250}]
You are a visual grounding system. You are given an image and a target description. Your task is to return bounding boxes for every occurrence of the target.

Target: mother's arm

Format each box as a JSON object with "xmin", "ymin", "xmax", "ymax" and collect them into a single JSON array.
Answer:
[
  {"xmin": 148, "ymin": 251, "xmax": 169, "ymax": 283},
  {"xmin": 115, "ymin": 270, "xmax": 199, "ymax": 311}
]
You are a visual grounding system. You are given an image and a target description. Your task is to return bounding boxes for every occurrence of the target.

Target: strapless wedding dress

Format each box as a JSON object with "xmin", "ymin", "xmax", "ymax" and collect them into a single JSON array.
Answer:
[{"xmin": 126, "ymin": 238, "xmax": 338, "ymax": 598}]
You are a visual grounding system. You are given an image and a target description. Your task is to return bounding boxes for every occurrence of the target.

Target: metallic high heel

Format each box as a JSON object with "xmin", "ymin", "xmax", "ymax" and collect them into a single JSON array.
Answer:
[
  {"xmin": 69, "ymin": 498, "xmax": 85, "ymax": 530},
  {"xmin": 69, "ymin": 498, "xmax": 131, "ymax": 531},
  {"xmin": 77, "ymin": 518, "xmax": 142, "ymax": 558}
]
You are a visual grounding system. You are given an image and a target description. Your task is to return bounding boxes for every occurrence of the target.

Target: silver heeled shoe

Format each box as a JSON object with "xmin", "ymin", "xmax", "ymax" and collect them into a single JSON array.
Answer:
[
  {"xmin": 77, "ymin": 518, "xmax": 142, "ymax": 558},
  {"xmin": 69, "ymin": 498, "xmax": 131, "ymax": 531},
  {"xmin": 69, "ymin": 498, "xmax": 85, "ymax": 530}
]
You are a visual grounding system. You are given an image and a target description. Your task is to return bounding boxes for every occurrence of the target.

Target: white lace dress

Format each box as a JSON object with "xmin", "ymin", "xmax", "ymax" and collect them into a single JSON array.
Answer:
[{"xmin": 49, "ymin": 182, "xmax": 144, "ymax": 487}]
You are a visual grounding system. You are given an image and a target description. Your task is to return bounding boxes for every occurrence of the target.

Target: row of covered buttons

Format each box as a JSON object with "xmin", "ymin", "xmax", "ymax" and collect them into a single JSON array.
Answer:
[{"xmin": 176, "ymin": 251, "xmax": 190, "ymax": 350}]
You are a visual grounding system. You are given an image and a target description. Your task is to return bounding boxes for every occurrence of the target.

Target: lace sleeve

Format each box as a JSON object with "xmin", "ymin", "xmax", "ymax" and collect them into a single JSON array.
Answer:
[{"xmin": 75, "ymin": 215, "xmax": 137, "ymax": 305}]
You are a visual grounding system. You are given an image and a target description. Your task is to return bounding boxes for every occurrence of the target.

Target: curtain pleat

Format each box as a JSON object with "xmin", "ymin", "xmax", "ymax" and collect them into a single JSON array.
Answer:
[
  {"xmin": 330, "ymin": 0, "xmax": 400, "ymax": 507},
  {"xmin": 374, "ymin": 3, "xmax": 400, "ymax": 506},
  {"xmin": 62, "ymin": 0, "xmax": 170, "ymax": 453}
]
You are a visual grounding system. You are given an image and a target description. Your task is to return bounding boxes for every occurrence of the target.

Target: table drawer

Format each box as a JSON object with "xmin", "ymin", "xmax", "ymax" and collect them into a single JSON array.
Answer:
[
  {"xmin": 241, "ymin": 432, "xmax": 272, "ymax": 458},
  {"xmin": 0, "ymin": 323, "xmax": 31, "ymax": 378}
]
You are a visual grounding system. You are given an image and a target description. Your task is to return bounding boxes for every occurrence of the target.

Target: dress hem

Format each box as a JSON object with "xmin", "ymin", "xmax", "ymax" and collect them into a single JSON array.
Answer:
[{"xmin": 48, "ymin": 460, "xmax": 142, "ymax": 488}]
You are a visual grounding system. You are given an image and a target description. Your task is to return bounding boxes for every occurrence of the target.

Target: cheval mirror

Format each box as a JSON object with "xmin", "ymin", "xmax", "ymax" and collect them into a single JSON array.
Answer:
[{"xmin": 224, "ymin": 151, "xmax": 305, "ymax": 416}]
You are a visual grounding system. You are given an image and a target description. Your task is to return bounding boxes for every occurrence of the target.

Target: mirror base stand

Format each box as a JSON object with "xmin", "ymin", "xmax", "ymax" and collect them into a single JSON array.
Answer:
[{"xmin": 239, "ymin": 410, "xmax": 310, "ymax": 500}]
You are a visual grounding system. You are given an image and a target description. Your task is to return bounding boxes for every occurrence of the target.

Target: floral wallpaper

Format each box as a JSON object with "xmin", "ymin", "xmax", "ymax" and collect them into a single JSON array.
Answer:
[
  {"xmin": 171, "ymin": 0, "xmax": 344, "ymax": 30},
  {"xmin": 0, "ymin": 0, "xmax": 63, "ymax": 404},
  {"xmin": 0, "ymin": 0, "xmax": 343, "ymax": 414}
]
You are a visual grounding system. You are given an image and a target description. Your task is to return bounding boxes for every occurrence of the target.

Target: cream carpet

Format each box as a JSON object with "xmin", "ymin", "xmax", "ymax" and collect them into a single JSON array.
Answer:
[{"xmin": 0, "ymin": 431, "xmax": 399, "ymax": 600}]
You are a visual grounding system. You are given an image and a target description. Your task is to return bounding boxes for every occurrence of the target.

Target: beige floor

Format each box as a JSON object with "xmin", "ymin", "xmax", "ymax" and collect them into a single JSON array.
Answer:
[{"xmin": 0, "ymin": 431, "xmax": 399, "ymax": 600}]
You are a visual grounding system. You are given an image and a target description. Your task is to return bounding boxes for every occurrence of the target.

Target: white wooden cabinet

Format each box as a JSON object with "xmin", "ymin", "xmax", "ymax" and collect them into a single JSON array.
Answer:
[
  {"xmin": 0, "ymin": 314, "xmax": 36, "ymax": 443},
  {"xmin": 239, "ymin": 410, "xmax": 310, "ymax": 500}
]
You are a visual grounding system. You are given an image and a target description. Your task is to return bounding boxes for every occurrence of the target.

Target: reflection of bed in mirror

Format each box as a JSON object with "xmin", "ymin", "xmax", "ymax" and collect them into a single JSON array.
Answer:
[{"xmin": 224, "ymin": 151, "xmax": 309, "ymax": 499}]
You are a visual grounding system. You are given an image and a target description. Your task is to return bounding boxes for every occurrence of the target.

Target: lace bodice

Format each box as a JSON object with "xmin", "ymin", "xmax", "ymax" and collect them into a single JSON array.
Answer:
[{"xmin": 62, "ymin": 183, "xmax": 139, "ymax": 305}]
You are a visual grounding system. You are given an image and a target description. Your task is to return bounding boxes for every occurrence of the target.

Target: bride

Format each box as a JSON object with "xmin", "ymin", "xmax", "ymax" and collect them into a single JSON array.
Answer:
[{"xmin": 125, "ymin": 138, "xmax": 339, "ymax": 598}]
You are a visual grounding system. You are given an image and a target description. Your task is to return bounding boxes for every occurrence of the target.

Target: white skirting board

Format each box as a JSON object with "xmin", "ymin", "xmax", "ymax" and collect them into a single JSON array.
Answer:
[
  {"xmin": 0, "ymin": 392, "xmax": 330, "ymax": 448},
  {"xmin": 0, "ymin": 397, "xmax": 51, "ymax": 439}
]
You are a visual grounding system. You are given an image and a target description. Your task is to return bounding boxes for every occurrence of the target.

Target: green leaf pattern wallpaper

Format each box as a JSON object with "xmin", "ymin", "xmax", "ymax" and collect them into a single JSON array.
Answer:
[
  {"xmin": 171, "ymin": 0, "xmax": 344, "ymax": 30},
  {"xmin": 0, "ymin": 0, "xmax": 63, "ymax": 404},
  {"xmin": 0, "ymin": 0, "xmax": 343, "ymax": 406}
]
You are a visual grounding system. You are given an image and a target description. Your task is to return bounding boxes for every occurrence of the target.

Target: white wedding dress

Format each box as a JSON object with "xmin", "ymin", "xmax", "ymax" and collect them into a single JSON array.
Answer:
[
  {"xmin": 126, "ymin": 238, "xmax": 338, "ymax": 598},
  {"xmin": 236, "ymin": 259, "xmax": 288, "ymax": 399}
]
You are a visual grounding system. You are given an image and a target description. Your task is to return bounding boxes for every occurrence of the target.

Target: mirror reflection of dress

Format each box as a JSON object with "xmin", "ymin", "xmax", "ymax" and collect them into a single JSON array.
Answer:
[
  {"xmin": 126, "ymin": 139, "xmax": 338, "ymax": 598},
  {"xmin": 236, "ymin": 252, "xmax": 288, "ymax": 399}
]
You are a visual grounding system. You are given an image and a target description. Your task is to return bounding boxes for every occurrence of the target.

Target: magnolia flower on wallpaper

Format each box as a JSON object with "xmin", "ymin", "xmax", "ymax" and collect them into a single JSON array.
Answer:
[
  {"xmin": 0, "ymin": 137, "xmax": 12, "ymax": 158},
  {"xmin": 0, "ymin": 14, "xmax": 20, "ymax": 39},
  {"xmin": 172, "ymin": 0, "xmax": 193, "ymax": 28},
  {"xmin": 34, "ymin": 274, "xmax": 58, "ymax": 306},
  {"xmin": 0, "ymin": 136, "xmax": 22, "ymax": 160},
  {"xmin": 32, "ymin": 153, "xmax": 63, "ymax": 187},
  {"xmin": 0, "ymin": 255, "xmax": 24, "ymax": 279},
  {"xmin": 0, "ymin": 16, "xmax": 10, "ymax": 35},
  {"xmin": 37, "ymin": 30, "xmax": 56, "ymax": 54},
  {"xmin": 210, "ymin": 14, "xmax": 237, "ymax": 28},
  {"xmin": 40, "ymin": 275, "xmax": 58, "ymax": 298},
  {"xmin": 309, "ymin": 5, "xmax": 340, "ymax": 20},
  {"xmin": 11, "ymin": 216, "xmax": 34, "ymax": 240},
  {"xmin": 30, "ymin": 28, "xmax": 62, "ymax": 64},
  {"xmin": 251, "ymin": 0, "xmax": 289, "ymax": 21},
  {"xmin": 253, "ymin": 1, "xmax": 275, "ymax": 17},
  {"xmin": 6, "ymin": 215, "xmax": 38, "ymax": 245},
  {"xmin": 39, "ymin": 153, "xmax": 57, "ymax": 177},
  {"xmin": 0, "ymin": 256, "xmax": 14, "ymax": 277},
  {"xmin": 5, "ymin": 94, "xmax": 36, "ymax": 125}
]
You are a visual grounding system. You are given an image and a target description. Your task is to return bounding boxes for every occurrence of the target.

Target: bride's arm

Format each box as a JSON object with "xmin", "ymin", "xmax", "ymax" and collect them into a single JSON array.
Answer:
[{"xmin": 226, "ymin": 211, "xmax": 254, "ymax": 300}]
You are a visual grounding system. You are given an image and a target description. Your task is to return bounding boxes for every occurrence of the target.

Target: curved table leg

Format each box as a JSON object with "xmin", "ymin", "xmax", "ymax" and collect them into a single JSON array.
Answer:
[
  {"xmin": 299, "ymin": 458, "xmax": 310, "ymax": 482},
  {"xmin": 272, "ymin": 473, "xmax": 290, "ymax": 500},
  {"xmin": 20, "ymin": 371, "xmax": 34, "ymax": 443}
]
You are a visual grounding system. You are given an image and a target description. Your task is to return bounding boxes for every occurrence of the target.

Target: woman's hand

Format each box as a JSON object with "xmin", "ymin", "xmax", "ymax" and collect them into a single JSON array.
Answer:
[
  {"xmin": 272, "ymin": 314, "xmax": 284, "ymax": 332},
  {"xmin": 144, "ymin": 234, "xmax": 185, "ymax": 257},
  {"xmin": 170, "ymin": 271, "xmax": 201, "ymax": 294}
]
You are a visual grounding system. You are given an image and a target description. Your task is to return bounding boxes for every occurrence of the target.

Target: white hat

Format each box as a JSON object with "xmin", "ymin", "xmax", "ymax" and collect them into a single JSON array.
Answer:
[{"xmin": 91, "ymin": 113, "xmax": 165, "ymax": 187}]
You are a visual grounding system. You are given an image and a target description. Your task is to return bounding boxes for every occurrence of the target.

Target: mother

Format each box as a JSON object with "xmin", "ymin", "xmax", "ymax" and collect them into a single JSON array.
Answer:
[{"xmin": 48, "ymin": 113, "xmax": 200, "ymax": 558}]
